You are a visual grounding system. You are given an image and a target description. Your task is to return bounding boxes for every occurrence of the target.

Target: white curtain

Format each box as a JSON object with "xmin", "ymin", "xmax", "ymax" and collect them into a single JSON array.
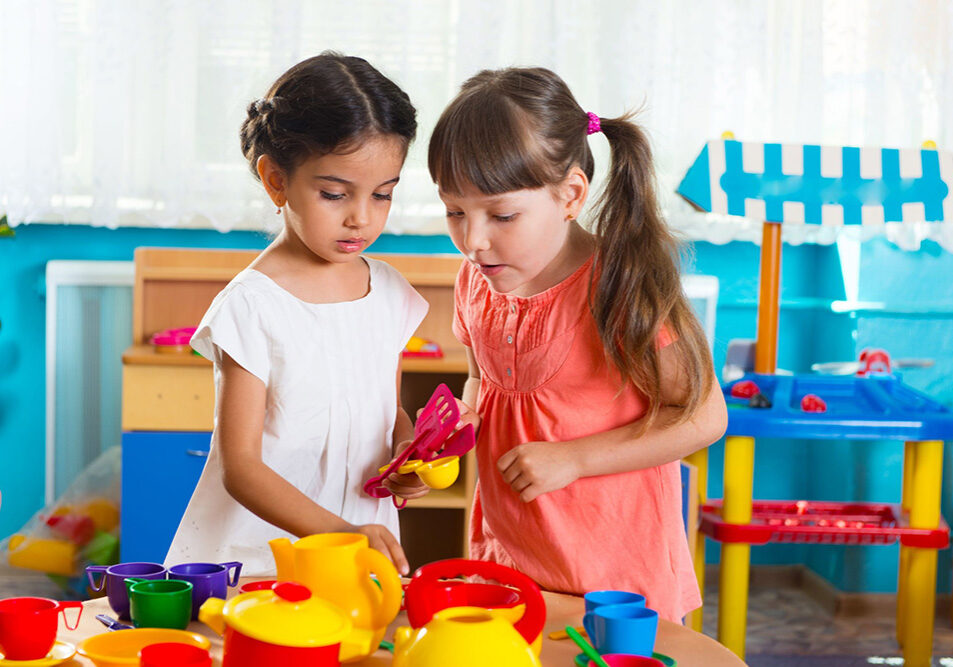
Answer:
[{"xmin": 2, "ymin": 0, "xmax": 952, "ymax": 249}]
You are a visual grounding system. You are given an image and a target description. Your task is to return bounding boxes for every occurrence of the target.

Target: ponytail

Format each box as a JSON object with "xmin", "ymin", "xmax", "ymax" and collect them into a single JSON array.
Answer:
[
  {"xmin": 429, "ymin": 68, "xmax": 714, "ymax": 429},
  {"xmin": 592, "ymin": 113, "xmax": 714, "ymax": 430}
]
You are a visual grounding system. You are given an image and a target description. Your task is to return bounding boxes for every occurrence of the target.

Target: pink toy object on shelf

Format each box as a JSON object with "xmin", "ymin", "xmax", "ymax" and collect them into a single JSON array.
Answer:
[
  {"xmin": 363, "ymin": 384, "xmax": 475, "ymax": 508},
  {"xmin": 150, "ymin": 327, "xmax": 197, "ymax": 354},
  {"xmin": 402, "ymin": 335, "xmax": 443, "ymax": 359}
]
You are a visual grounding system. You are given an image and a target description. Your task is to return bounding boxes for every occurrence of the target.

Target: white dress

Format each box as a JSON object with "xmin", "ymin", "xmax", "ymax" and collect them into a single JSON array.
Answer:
[{"xmin": 164, "ymin": 258, "xmax": 428, "ymax": 575}]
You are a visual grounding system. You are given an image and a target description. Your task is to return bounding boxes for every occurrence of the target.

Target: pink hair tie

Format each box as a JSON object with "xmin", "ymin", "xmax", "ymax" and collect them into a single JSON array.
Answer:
[{"xmin": 586, "ymin": 111, "xmax": 601, "ymax": 135}]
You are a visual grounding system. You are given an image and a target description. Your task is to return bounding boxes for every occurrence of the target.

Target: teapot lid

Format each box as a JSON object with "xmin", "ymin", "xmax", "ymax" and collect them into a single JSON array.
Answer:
[{"xmin": 223, "ymin": 582, "xmax": 352, "ymax": 647}]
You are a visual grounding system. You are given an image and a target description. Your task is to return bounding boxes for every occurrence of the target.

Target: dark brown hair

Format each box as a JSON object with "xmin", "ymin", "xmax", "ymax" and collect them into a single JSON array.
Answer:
[
  {"xmin": 241, "ymin": 51, "xmax": 417, "ymax": 179},
  {"xmin": 429, "ymin": 67, "xmax": 714, "ymax": 429}
]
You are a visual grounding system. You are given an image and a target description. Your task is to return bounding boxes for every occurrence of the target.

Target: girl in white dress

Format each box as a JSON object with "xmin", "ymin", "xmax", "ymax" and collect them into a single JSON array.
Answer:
[{"xmin": 165, "ymin": 53, "xmax": 429, "ymax": 575}]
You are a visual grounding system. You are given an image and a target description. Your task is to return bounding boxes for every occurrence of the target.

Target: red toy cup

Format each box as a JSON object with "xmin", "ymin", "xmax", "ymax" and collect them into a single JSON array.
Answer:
[
  {"xmin": 589, "ymin": 655, "xmax": 665, "ymax": 667},
  {"xmin": 0, "ymin": 596, "xmax": 83, "ymax": 660},
  {"xmin": 140, "ymin": 641, "xmax": 212, "ymax": 666}
]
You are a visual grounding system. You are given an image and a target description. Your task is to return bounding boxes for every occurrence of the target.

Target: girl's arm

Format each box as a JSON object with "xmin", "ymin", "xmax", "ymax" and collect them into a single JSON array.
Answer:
[
  {"xmin": 217, "ymin": 351, "xmax": 410, "ymax": 573},
  {"xmin": 457, "ymin": 347, "xmax": 482, "ymax": 429},
  {"xmin": 498, "ymin": 343, "xmax": 728, "ymax": 502}
]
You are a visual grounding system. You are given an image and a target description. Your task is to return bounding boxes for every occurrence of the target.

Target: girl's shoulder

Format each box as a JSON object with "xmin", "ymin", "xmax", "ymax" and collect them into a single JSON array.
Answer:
[{"xmin": 365, "ymin": 256, "xmax": 412, "ymax": 290}]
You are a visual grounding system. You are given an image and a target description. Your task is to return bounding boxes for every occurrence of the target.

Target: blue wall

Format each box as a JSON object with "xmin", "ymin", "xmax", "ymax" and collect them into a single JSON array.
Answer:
[{"xmin": 1, "ymin": 224, "xmax": 950, "ymax": 594}]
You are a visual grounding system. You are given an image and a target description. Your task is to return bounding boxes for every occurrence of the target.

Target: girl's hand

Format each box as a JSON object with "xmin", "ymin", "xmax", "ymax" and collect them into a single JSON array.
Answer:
[
  {"xmin": 497, "ymin": 442, "xmax": 580, "ymax": 503},
  {"xmin": 351, "ymin": 523, "xmax": 410, "ymax": 575},
  {"xmin": 382, "ymin": 439, "xmax": 430, "ymax": 501},
  {"xmin": 454, "ymin": 398, "xmax": 481, "ymax": 433}
]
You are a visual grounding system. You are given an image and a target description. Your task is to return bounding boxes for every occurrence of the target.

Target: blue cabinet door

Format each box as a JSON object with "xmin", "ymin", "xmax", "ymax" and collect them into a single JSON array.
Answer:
[{"xmin": 121, "ymin": 432, "xmax": 210, "ymax": 562}]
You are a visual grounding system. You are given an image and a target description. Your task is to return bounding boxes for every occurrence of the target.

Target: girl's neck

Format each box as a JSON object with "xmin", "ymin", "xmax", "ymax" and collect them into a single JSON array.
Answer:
[
  {"xmin": 511, "ymin": 221, "xmax": 596, "ymax": 298},
  {"xmin": 251, "ymin": 229, "xmax": 370, "ymax": 304}
]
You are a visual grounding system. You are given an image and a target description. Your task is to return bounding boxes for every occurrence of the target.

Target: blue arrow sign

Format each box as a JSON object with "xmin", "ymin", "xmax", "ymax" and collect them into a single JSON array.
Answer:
[{"xmin": 677, "ymin": 140, "xmax": 953, "ymax": 225}]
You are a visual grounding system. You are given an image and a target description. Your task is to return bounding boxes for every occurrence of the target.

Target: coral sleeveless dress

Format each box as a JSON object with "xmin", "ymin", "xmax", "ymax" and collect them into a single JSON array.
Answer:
[{"xmin": 453, "ymin": 256, "xmax": 700, "ymax": 622}]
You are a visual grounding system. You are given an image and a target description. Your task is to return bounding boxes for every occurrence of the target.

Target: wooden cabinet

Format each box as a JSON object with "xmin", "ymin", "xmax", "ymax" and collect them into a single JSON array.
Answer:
[{"xmin": 120, "ymin": 248, "xmax": 472, "ymax": 569}]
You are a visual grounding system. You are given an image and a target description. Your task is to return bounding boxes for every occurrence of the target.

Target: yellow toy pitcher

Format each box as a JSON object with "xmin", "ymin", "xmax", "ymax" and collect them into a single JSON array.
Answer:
[{"xmin": 269, "ymin": 533, "xmax": 400, "ymax": 661}]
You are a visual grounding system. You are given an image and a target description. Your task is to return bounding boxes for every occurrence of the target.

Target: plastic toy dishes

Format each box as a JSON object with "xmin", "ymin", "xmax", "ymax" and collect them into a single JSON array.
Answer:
[
  {"xmin": 364, "ymin": 384, "xmax": 475, "ymax": 508},
  {"xmin": 150, "ymin": 327, "xmax": 197, "ymax": 354},
  {"xmin": 0, "ymin": 640, "xmax": 76, "ymax": 666},
  {"xmin": 402, "ymin": 335, "xmax": 444, "ymax": 359},
  {"xmin": 77, "ymin": 629, "xmax": 211, "ymax": 667}
]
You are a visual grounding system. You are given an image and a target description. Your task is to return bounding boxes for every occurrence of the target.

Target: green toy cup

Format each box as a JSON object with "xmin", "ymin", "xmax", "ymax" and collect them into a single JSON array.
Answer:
[{"xmin": 125, "ymin": 578, "xmax": 193, "ymax": 630}]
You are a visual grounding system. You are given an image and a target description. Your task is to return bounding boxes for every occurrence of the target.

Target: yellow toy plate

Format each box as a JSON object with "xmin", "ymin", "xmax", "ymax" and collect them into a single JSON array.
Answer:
[{"xmin": 0, "ymin": 640, "xmax": 76, "ymax": 666}]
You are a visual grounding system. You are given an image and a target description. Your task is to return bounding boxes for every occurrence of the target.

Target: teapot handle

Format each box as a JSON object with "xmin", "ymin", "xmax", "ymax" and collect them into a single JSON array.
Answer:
[
  {"xmin": 356, "ymin": 547, "xmax": 402, "ymax": 630},
  {"xmin": 405, "ymin": 558, "xmax": 545, "ymax": 646}
]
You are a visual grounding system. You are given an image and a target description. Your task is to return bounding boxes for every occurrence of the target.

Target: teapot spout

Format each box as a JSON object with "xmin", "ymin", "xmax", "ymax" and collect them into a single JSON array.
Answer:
[{"xmin": 268, "ymin": 537, "xmax": 295, "ymax": 581}]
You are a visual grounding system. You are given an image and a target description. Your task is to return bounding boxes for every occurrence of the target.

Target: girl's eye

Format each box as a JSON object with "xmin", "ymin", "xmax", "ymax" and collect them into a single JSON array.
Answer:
[
  {"xmin": 493, "ymin": 213, "xmax": 517, "ymax": 222},
  {"xmin": 445, "ymin": 210, "xmax": 464, "ymax": 219},
  {"xmin": 321, "ymin": 191, "xmax": 345, "ymax": 201},
  {"xmin": 372, "ymin": 192, "xmax": 393, "ymax": 201}
]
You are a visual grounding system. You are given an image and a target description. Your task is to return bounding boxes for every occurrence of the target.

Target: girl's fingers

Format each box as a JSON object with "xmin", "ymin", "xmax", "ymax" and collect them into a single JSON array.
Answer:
[
  {"xmin": 499, "ymin": 463, "xmax": 521, "ymax": 485},
  {"xmin": 520, "ymin": 484, "xmax": 540, "ymax": 503},
  {"xmin": 384, "ymin": 532, "xmax": 409, "ymax": 575},
  {"xmin": 497, "ymin": 449, "xmax": 517, "ymax": 472},
  {"xmin": 510, "ymin": 474, "xmax": 532, "ymax": 493}
]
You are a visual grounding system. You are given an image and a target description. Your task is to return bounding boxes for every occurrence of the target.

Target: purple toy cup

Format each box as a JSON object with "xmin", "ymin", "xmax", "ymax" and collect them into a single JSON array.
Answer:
[
  {"xmin": 86, "ymin": 562, "xmax": 167, "ymax": 620},
  {"xmin": 167, "ymin": 561, "xmax": 242, "ymax": 619}
]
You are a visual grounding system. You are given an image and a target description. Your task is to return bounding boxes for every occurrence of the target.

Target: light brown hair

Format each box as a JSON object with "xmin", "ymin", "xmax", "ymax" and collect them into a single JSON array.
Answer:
[{"xmin": 429, "ymin": 67, "xmax": 714, "ymax": 429}]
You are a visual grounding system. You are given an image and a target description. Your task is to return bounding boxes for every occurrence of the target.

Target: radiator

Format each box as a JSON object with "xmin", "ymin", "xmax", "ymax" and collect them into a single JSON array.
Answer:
[{"xmin": 45, "ymin": 261, "xmax": 134, "ymax": 504}]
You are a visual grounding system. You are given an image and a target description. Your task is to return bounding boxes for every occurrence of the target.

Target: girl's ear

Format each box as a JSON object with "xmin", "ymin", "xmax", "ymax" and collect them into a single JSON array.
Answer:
[
  {"xmin": 561, "ymin": 166, "xmax": 589, "ymax": 220},
  {"xmin": 256, "ymin": 155, "xmax": 287, "ymax": 207}
]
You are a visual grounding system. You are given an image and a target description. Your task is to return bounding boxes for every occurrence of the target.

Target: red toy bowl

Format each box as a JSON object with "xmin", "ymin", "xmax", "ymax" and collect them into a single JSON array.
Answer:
[
  {"xmin": 139, "ymin": 642, "xmax": 212, "ymax": 667},
  {"xmin": 589, "ymin": 655, "xmax": 665, "ymax": 667}
]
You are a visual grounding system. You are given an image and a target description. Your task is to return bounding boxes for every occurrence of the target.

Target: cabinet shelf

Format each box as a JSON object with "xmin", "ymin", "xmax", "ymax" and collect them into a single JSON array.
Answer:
[{"xmin": 406, "ymin": 477, "xmax": 472, "ymax": 509}]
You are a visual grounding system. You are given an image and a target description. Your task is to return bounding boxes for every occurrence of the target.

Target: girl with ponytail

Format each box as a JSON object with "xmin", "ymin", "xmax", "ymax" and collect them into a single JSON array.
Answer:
[{"xmin": 429, "ymin": 67, "xmax": 727, "ymax": 621}]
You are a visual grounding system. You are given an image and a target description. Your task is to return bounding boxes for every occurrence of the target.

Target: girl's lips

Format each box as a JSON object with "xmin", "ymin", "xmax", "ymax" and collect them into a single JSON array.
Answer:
[
  {"xmin": 478, "ymin": 263, "xmax": 505, "ymax": 277},
  {"xmin": 336, "ymin": 239, "xmax": 364, "ymax": 253}
]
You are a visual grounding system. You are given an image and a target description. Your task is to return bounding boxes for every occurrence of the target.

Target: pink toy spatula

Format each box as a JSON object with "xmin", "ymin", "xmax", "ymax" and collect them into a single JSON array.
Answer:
[{"xmin": 363, "ymin": 384, "xmax": 463, "ymax": 508}]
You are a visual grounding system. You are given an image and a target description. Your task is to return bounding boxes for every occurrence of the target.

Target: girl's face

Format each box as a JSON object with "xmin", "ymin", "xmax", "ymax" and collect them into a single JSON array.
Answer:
[
  {"xmin": 440, "ymin": 179, "xmax": 583, "ymax": 297},
  {"xmin": 263, "ymin": 134, "xmax": 406, "ymax": 265}
]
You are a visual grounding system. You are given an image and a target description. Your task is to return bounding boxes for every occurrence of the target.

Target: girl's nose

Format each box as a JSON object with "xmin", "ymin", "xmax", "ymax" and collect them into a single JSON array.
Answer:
[
  {"xmin": 464, "ymin": 220, "xmax": 490, "ymax": 252},
  {"xmin": 346, "ymin": 201, "xmax": 370, "ymax": 228}
]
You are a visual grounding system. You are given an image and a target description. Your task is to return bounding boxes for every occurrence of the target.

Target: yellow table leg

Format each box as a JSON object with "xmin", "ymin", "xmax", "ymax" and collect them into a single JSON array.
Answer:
[
  {"xmin": 901, "ymin": 439, "xmax": 943, "ymax": 667},
  {"xmin": 718, "ymin": 436, "xmax": 755, "ymax": 659},
  {"xmin": 897, "ymin": 441, "xmax": 916, "ymax": 646},
  {"xmin": 685, "ymin": 448, "xmax": 709, "ymax": 632}
]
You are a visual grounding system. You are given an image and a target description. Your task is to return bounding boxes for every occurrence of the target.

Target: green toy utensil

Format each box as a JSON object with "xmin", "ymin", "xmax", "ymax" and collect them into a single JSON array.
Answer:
[{"xmin": 566, "ymin": 625, "xmax": 609, "ymax": 667}]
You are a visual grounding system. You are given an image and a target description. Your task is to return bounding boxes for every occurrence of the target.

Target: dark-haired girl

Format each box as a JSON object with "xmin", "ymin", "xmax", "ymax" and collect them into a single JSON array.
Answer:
[
  {"xmin": 166, "ymin": 53, "xmax": 427, "ymax": 575},
  {"xmin": 430, "ymin": 67, "xmax": 728, "ymax": 620}
]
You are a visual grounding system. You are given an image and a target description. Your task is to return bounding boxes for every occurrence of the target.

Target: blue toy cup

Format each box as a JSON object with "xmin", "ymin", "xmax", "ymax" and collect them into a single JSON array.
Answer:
[
  {"xmin": 592, "ymin": 603, "xmax": 659, "ymax": 657},
  {"xmin": 582, "ymin": 590, "xmax": 646, "ymax": 639},
  {"xmin": 584, "ymin": 590, "xmax": 646, "ymax": 613}
]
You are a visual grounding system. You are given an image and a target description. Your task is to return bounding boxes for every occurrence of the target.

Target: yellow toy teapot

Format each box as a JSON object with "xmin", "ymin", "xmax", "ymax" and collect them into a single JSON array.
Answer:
[
  {"xmin": 393, "ymin": 606, "xmax": 542, "ymax": 667},
  {"xmin": 268, "ymin": 532, "xmax": 401, "ymax": 661},
  {"xmin": 396, "ymin": 558, "xmax": 546, "ymax": 666}
]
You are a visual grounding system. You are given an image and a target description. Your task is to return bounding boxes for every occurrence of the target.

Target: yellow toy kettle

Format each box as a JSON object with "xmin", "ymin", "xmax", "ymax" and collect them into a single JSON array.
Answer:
[
  {"xmin": 268, "ymin": 532, "xmax": 400, "ymax": 661},
  {"xmin": 393, "ymin": 606, "xmax": 542, "ymax": 667}
]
